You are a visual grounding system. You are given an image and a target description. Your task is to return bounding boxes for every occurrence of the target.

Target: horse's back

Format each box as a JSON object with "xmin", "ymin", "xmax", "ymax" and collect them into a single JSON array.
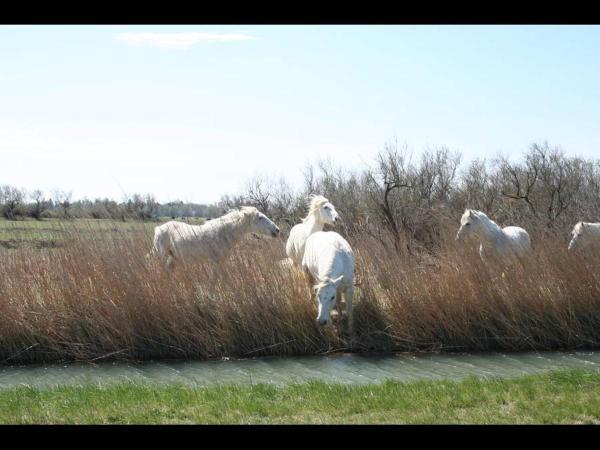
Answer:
[
  {"xmin": 306, "ymin": 231, "xmax": 352, "ymax": 253},
  {"xmin": 303, "ymin": 231, "xmax": 354, "ymax": 280},
  {"xmin": 503, "ymin": 226, "xmax": 531, "ymax": 252},
  {"xmin": 163, "ymin": 220, "xmax": 207, "ymax": 242},
  {"xmin": 153, "ymin": 220, "xmax": 204, "ymax": 260}
]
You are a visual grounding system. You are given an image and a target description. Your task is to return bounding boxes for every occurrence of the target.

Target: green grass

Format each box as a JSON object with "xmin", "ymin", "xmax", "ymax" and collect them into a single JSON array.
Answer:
[
  {"xmin": 0, "ymin": 217, "xmax": 203, "ymax": 249},
  {"xmin": 1, "ymin": 369, "xmax": 600, "ymax": 424}
]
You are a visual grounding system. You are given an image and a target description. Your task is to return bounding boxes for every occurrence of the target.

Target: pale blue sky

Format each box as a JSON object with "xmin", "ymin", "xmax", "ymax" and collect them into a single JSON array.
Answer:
[{"xmin": 1, "ymin": 25, "xmax": 599, "ymax": 203}]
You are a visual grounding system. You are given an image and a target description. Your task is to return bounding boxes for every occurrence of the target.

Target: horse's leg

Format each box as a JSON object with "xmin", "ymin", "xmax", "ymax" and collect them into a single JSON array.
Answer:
[
  {"xmin": 165, "ymin": 252, "xmax": 175, "ymax": 270},
  {"xmin": 164, "ymin": 247, "xmax": 180, "ymax": 271}
]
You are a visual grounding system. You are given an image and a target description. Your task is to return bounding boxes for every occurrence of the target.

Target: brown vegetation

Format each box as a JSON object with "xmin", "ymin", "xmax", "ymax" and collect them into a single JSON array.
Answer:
[{"xmin": 1, "ymin": 217, "xmax": 599, "ymax": 365}]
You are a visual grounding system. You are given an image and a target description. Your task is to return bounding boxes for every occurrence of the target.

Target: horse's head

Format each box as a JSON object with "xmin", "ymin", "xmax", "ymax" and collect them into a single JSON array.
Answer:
[
  {"xmin": 314, "ymin": 275, "xmax": 343, "ymax": 326},
  {"xmin": 307, "ymin": 195, "xmax": 339, "ymax": 226},
  {"xmin": 321, "ymin": 200, "xmax": 340, "ymax": 226},
  {"xmin": 568, "ymin": 222, "xmax": 585, "ymax": 251},
  {"xmin": 455, "ymin": 209, "xmax": 482, "ymax": 242},
  {"xmin": 245, "ymin": 207, "xmax": 280, "ymax": 238}
]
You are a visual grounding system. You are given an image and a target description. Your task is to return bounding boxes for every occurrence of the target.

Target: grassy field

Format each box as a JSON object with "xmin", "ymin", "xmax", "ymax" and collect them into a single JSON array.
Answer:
[
  {"xmin": 1, "ymin": 217, "xmax": 600, "ymax": 364},
  {"xmin": 1, "ymin": 369, "xmax": 599, "ymax": 424},
  {"xmin": 0, "ymin": 217, "xmax": 203, "ymax": 249}
]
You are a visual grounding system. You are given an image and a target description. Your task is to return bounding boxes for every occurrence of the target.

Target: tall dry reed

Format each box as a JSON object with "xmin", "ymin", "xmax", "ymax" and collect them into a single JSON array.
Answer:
[{"xmin": 1, "ymin": 220, "xmax": 600, "ymax": 365}]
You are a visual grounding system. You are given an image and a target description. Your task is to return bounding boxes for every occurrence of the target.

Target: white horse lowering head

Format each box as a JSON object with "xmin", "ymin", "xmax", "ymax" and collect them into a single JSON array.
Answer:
[
  {"xmin": 241, "ymin": 206, "xmax": 281, "ymax": 237},
  {"xmin": 304, "ymin": 195, "xmax": 339, "ymax": 226},
  {"xmin": 314, "ymin": 275, "xmax": 344, "ymax": 326},
  {"xmin": 455, "ymin": 209, "xmax": 484, "ymax": 242}
]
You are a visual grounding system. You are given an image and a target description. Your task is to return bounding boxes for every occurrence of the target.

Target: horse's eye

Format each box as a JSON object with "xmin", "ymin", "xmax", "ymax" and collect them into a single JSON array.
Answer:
[
  {"xmin": 465, "ymin": 223, "xmax": 470, "ymax": 226},
  {"xmin": 324, "ymin": 206, "xmax": 330, "ymax": 210},
  {"xmin": 330, "ymin": 296, "xmax": 335, "ymax": 301}
]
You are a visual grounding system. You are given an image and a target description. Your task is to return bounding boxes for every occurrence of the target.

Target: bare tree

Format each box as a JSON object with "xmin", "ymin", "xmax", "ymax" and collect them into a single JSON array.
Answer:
[
  {"xmin": 496, "ymin": 152, "xmax": 539, "ymax": 218},
  {"xmin": 531, "ymin": 143, "xmax": 584, "ymax": 229},
  {"xmin": 245, "ymin": 175, "xmax": 272, "ymax": 214},
  {"xmin": 495, "ymin": 143, "xmax": 587, "ymax": 230},
  {"xmin": 29, "ymin": 189, "xmax": 49, "ymax": 220},
  {"xmin": 124, "ymin": 194, "xmax": 159, "ymax": 221},
  {"xmin": 365, "ymin": 141, "xmax": 414, "ymax": 252},
  {"xmin": 52, "ymin": 189, "xmax": 73, "ymax": 219},
  {"xmin": 458, "ymin": 158, "xmax": 498, "ymax": 213},
  {"xmin": 0, "ymin": 185, "xmax": 26, "ymax": 219}
]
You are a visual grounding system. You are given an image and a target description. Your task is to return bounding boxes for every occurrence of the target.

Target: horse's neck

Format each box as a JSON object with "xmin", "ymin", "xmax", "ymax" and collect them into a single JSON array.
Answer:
[
  {"xmin": 213, "ymin": 216, "xmax": 251, "ymax": 248},
  {"xmin": 304, "ymin": 214, "xmax": 324, "ymax": 234},
  {"xmin": 476, "ymin": 217, "xmax": 505, "ymax": 246}
]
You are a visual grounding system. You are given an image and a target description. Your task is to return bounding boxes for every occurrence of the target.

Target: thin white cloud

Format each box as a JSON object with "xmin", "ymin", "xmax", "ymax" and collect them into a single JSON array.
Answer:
[{"xmin": 116, "ymin": 32, "xmax": 258, "ymax": 49}]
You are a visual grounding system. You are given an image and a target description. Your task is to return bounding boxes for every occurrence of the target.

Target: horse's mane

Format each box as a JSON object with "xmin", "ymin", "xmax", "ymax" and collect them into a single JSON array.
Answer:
[
  {"xmin": 302, "ymin": 195, "xmax": 329, "ymax": 223},
  {"xmin": 214, "ymin": 206, "xmax": 257, "ymax": 226}
]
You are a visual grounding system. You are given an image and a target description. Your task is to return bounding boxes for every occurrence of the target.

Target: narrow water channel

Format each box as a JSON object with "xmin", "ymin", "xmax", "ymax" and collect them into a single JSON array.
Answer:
[{"xmin": 1, "ymin": 351, "xmax": 599, "ymax": 389}]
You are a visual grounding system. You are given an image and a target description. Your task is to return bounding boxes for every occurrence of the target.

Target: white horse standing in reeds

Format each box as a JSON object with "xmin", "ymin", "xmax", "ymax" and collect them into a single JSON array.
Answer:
[
  {"xmin": 285, "ymin": 195, "xmax": 339, "ymax": 266},
  {"xmin": 152, "ymin": 206, "xmax": 280, "ymax": 268},
  {"xmin": 302, "ymin": 231, "xmax": 355, "ymax": 334},
  {"xmin": 568, "ymin": 221, "xmax": 600, "ymax": 252},
  {"xmin": 455, "ymin": 209, "xmax": 531, "ymax": 262}
]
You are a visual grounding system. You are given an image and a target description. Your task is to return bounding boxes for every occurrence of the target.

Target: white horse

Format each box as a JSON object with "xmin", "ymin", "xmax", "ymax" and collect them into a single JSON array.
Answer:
[
  {"xmin": 285, "ymin": 195, "xmax": 339, "ymax": 266},
  {"xmin": 151, "ymin": 206, "xmax": 280, "ymax": 267},
  {"xmin": 568, "ymin": 221, "xmax": 600, "ymax": 252},
  {"xmin": 302, "ymin": 231, "xmax": 355, "ymax": 334},
  {"xmin": 455, "ymin": 209, "xmax": 531, "ymax": 262}
]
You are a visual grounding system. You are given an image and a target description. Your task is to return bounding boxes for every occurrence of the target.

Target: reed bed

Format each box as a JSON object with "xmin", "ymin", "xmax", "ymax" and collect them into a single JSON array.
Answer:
[{"xmin": 1, "ymin": 220, "xmax": 600, "ymax": 365}]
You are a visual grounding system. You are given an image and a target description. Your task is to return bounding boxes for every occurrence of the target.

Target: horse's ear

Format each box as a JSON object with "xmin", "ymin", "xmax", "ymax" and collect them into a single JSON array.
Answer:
[
  {"xmin": 581, "ymin": 222, "xmax": 585, "ymax": 228},
  {"xmin": 332, "ymin": 275, "xmax": 344, "ymax": 286},
  {"xmin": 313, "ymin": 280, "xmax": 327, "ymax": 292}
]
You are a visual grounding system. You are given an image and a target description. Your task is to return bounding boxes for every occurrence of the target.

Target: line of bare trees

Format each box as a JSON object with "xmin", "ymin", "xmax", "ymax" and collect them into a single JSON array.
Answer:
[
  {"xmin": 0, "ymin": 189, "xmax": 165, "ymax": 221},
  {"xmin": 4, "ymin": 141, "xmax": 599, "ymax": 253}
]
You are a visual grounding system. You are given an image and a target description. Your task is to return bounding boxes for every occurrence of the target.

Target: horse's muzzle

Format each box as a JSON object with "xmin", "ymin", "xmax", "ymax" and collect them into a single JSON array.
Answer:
[{"xmin": 272, "ymin": 228, "xmax": 280, "ymax": 237}]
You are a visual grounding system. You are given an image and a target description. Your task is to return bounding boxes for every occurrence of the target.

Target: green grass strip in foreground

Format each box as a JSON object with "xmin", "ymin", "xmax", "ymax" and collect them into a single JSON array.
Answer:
[{"xmin": 1, "ymin": 369, "xmax": 600, "ymax": 424}]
